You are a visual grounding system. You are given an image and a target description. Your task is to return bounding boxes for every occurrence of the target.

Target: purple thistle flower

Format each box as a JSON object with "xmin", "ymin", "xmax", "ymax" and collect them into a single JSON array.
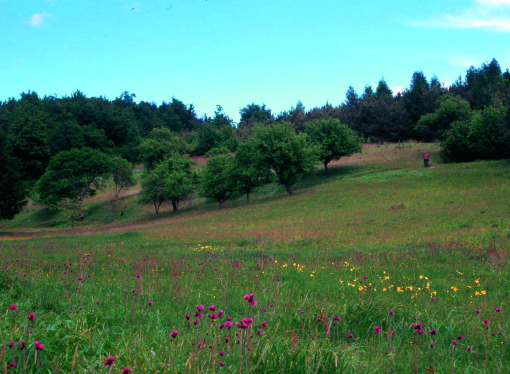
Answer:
[
  {"xmin": 374, "ymin": 326, "xmax": 382, "ymax": 333},
  {"xmin": 495, "ymin": 308, "xmax": 502, "ymax": 312},
  {"xmin": 389, "ymin": 310, "xmax": 394, "ymax": 316},
  {"xmin": 452, "ymin": 340, "xmax": 457, "ymax": 346}
]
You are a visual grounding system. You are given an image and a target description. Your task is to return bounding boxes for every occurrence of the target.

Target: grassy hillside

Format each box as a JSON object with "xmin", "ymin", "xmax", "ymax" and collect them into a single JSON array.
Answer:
[{"xmin": 1, "ymin": 143, "xmax": 510, "ymax": 373}]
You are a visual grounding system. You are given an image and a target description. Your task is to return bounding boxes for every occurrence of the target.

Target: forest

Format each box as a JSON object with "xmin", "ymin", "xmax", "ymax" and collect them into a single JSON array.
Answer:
[{"xmin": 1, "ymin": 58, "xmax": 509, "ymax": 222}]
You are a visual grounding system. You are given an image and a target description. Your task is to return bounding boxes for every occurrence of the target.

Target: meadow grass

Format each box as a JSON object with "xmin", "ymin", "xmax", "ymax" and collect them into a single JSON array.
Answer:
[{"xmin": 1, "ymin": 143, "xmax": 510, "ymax": 373}]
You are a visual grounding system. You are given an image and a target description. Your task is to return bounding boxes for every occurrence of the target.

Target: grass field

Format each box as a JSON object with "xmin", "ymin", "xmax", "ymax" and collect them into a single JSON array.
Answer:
[{"xmin": 1, "ymin": 143, "xmax": 510, "ymax": 373}]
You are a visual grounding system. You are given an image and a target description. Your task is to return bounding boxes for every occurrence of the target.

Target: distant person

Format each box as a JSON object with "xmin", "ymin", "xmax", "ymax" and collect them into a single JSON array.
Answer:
[{"xmin": 423, "ymin": 153, "xmax": 430, "ymax": 167}]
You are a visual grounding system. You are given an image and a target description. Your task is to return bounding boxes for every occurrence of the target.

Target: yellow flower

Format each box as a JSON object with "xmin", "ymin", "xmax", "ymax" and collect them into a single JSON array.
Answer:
[
  {"xmin": 383, "ymin": 288, "xmax": 387, "ymax": 292},
  {"xmin": 397, "ymin": 287, "xmax": 403, "ymax": 293},
  {"xmin": 475, "ymin": 279, "xmax": 479, "ymax": 284}
]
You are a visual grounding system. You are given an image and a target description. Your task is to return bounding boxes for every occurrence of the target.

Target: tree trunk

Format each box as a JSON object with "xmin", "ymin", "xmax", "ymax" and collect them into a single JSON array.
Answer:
[
  {"xmin": 283, "ymin": 183, "xmax": 294, "ymax": 196},
  {"xmin": 246, "ymin": 192, "xmax": 250, "ymax": 204},
  {"xmin": 219, "ymin": 198, "xmax": 224, "ymax": 209},
  {"xmin": 324, "ymin": 163, "xmax": 329, "ymax": 176},
  {"xmin": 172, "ymin": 200, "xmax": 178, "ymax": 212},
  {"xmin": 154, "ymin": 200, "xmax": 159, "ymax": 217}
]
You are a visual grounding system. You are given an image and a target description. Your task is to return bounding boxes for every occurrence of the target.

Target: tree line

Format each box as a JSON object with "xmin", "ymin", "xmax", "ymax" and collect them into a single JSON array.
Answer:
[{"xmin": 1, "ymin": 58, "xmax": 510, "ymax": 221}]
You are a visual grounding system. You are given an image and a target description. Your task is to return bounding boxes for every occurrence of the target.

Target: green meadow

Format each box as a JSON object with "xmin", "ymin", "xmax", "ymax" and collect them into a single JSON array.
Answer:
[{"xmin": 1, "ymin": 143, "xmax": 510, "ymax": 373}]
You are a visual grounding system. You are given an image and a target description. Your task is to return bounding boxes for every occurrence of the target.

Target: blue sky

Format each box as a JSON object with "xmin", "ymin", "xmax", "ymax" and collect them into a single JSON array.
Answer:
[{"xmin": 1, "ymin": 0, "xmax": 509, "ymax": 122}]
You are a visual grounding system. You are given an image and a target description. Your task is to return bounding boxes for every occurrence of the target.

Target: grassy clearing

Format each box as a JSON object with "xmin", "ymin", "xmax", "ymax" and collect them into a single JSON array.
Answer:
[{"xmin": 1, "ymin": 143, "xmax": 510, "ymax": 373}]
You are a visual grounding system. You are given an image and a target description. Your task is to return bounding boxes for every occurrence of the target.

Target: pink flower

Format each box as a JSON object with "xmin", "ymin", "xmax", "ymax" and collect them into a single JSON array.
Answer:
[
  {"xmin": 136, "ymin": 274, "xmax": 141, "ymax": 278},
  {"xmin": 483, "ymin": 319, "xmax": 490, "ymax": 325},
  {"xmin": 220, "ymin": 350, "xmax": 225, "ymax": 356},
  {"xmin": 389, "ymin": 310, "xmax": 394, "ymax": 316},
  {"xmin": 219, "ymin": 361, "xmax": 225, "ymax": 367},
  {"xmin": 452, "ymin": 340, "xmax": 457, "ymax": 346},
  {"xmin": 475, "ymin": 309, "xmax": 480, "ymax": 314},
  {"xmin": 28, "ymin": 313, "xmax": 36, "ymax": 321},
  {"xmin": 148, "ymin": 301, "xmax": 153, "ymax": 307},
  {"xmin": 430, "ymin": 298, "xmax": 435, "ymax": 302},
  {"xmin": 96, "ymin": 301, "xmax": 100, "ymax": 305},
  {"xmin": 374, "ymin": 326, "xmax": 382, "ymax": 333},
  {"xmin": 122, "ymin": 368, "xmax": 132, "ymax": 374},
  {"xmin": 209, "ymin": 305, "xmax": 216, "ymax": 311},
  {"xmin": 170, "ymin": 330, "xmax": 179, "ymax": 338},
  {"xmin": 36, "ymin": 343, "xmax": 44, "ymax": 351},
  {"xmin": 103, "ymin": 356, "xmax": 115, "ymax": 366},
  {"xmin": 466, "ymin": 346, "xmax": 472, "ymax": 352},
  {"xmin": 495, "ymin": 308, "xmax": 502, "ymax": 312},
  {"xmin": 197, "ymin": 305, "xmax": 204, "ymax": 311},
  {"xmin": 244, "ymin": 293, "xmax": 257, "ymax": 306},
  {"xmin": 9, "ymin": 304, "xmax": 17, "ymax": 311}
]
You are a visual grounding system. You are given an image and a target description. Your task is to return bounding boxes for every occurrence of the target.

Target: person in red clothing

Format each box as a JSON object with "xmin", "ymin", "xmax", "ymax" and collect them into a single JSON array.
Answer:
[{"xmin": 423, "ymin": 153, "xmax": 430, "ymax": 167}]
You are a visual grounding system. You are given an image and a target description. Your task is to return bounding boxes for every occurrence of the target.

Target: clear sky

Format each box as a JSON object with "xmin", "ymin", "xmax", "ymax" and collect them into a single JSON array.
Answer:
[{"xmin": 1, "ymin": 0, "xmax": 509, "ymax": 122}]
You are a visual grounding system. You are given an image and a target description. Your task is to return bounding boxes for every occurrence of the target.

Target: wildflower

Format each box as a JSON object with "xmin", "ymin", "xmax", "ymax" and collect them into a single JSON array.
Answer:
[
  {"xmin": 36, "ymin": 343, "xmax": 44, "ymax": 351},
  {"xmin": 374, "ymin": 326, "xmax": 382, "ymax": 333},
  {"xmin": 458, "ymin": 335, "xmax": 463, "ymax": 340},
  {"xmin": 219, "ymin": 361, "xmax": 225, "ymax": 367},
  {"xmin": 452, "ymin": 340, "xmax": 457, "ymax": 346},
  {"xmin": 389, "ymin": 310, "xmax": 394, "ymax": 316},
  {"xmin": 430, "ymin": 298, "xmax": 435, "ymax": 302},
  {"xmin": 220, "ymin": 350, "xmax": 225, "ymax": 356},
  {"xmin": 122, "ymin": 368, "xmax": 132, "ymax": 374},
  {"xmin": 363, "ymin": 275, "xmax": 369, "ymax": 279},
  {"xmin": 103, "ymin": 356, "xmax": 115, "ymax": 366},
  {"xmin": 483, "ymin": 319, "xmax": 490, "ymax": 325},
  {"xmin": 9, "ymin": 304, "xmax": 17, "ymax": 311},
  {"xmin": 209, "ymin": 305, "xmax": 216, "ymax": 311},
  {"xmin": 136, "ymin": 274, "xmax": 141, "ymax": 278},
  {"xmin": 244, "ymin": 294, "xmax": 257, "ymax": 306},
  {"xmin": 430, "ymin": 342, "xmax": 434, "ymax": 348},
  {"xmin": 390, "ymin": 330, "xmax": 396, "ymax": 334},
  {"xmin": 27, "ymin": 313, "xmax": 36, "ymax": 321},
  {"xmin": 348, "ymin": 334, "xmax": 354, "ymax": 339},
  {"xmin": 317, "ymin": 317, "xmax": 321, "ymax": 322},
  {"xmin": 429, "ymin": 329, "xmax": 437, "ymax": 335},
  {"xmin": 197, "ymin": 305, "xmax": 204, "ymax": 311},
  {"xmin": 495, "ymin": 308, "xmax": 502, "ymax": 312},
  {"xmin": 8, "ymin": 342, "xmax": 13, "ymax": 347},
  {"xmin": 170, "ymin": 330, "xmax": 179, "ymax": 338},
  {"xmin": 20, "ymin": 341, "xmax": 26, "ymax": 350},
  {"xmin": 262, "ymin": 321, "xmax": 267, "ymax": 328},
  {"xmin": 475, "ymin": 309, "xmax": 480, "ymax": 314},
  {"xmin": 466, "ymin": 346, "xmax": 472, "ymax": 352}
]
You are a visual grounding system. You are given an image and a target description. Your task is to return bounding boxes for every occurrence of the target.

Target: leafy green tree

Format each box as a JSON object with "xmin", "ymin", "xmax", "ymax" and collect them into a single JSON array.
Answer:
[
  {"xmin": 440, "ymin": 121, "xmax": 473, "ymax": 163},
  {"xmin": 0, "ymin": 132, "xmax": 27, "ymax": 220},
  {"xmin": 198, "ymin": 153, "xmax": 238, "ymax": 208},
  {"xmin": 251, "ymin": 122, "xmax": 319, "ymax": 195},
  {"xmin": 137, "ymin": 127, "xmax": 183, "ymax": 171},
  {"xmin": 109, "ymin": 156, "xmax": 135, "ymax": 221},
  {"xmin": 468, "ymin": 104, "xmax": 508, "ymax": 159},
  {"xmin": 140, "ymin": 156, "xmax": 194, "ymax": 215},
  {"xmin": 35, "ymin": 148, "xmax": 112, "ymax": 215},
  {"xmin": 305, "ymin": 118, "xmax": 362, "ymax": 176},
  {"xmin": 233, "ymin": 140, "xmax": 271, "ymax": 203},
  {"xmin": 441, "ymin": 104, "xmax": 508, "ymax": 162},
  {"xmin": 415, "ymin": 95, "xmax": 472, "ymax": 141},
  {"xmin": 6, "ymin": 93, "xmax": 52, "ymax": 186}
]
